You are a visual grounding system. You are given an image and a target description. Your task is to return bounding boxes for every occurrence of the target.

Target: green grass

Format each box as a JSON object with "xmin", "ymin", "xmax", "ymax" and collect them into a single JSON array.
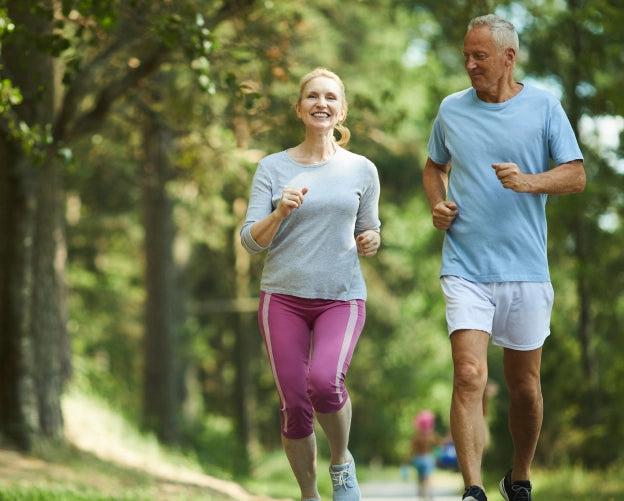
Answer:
[
  {"xmin": 481, "ymin": 464, "xmax": 624, "ymax": 501},
  {"xmin": 532, "ymin": 465, "xmax": 624, "ymax": 500},
  {"xmin": 0, "ymin": 443, "xmax": 232, "ymax": 501},
  {"xmin": 0, "ymin": 485, "xmax": 145, "ymax": 501},
  {"xmin": 246, "ymin": 461, "xmax": 624, "ymax": 500},
  {"xmin": 0, "ymin": 480, "xmax": 229, "ymax": 501},
  {"xmin": 2, "ymin": 389, "xmax": 624, "ymax": 501},
  {"xmin": 3, "ymin": 453, "xmax": 624, "ymax": 501},
  {"xmin": 245, "ymin": 462, "xmax": 624, "ymax": 501},
  {"xmin": 241, "ymin": 450, "xmax": 332, "ymax": 500},
  {"xmin": 0, "ymin": 485, "xmax": 230, "ymax": 501}
]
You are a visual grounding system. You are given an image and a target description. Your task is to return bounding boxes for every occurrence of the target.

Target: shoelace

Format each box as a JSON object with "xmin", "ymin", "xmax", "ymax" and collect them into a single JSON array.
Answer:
[
  {"xmin": 463, "ymin": 486, "xmax": 485, "ymax": 500},
  {"xmin": 329, "ymin": 466, "xmax": 351, "ymax": 488},
  {"xmin": 511, "ymin": 484, "xmax": 531, "ymax": 501}
]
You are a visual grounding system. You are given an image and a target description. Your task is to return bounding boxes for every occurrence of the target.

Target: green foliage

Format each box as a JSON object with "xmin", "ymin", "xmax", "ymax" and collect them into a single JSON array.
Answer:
[
  {"xmin": 65, "ymin": 0, "xmax": 624, "ymax": 472},
  {"xmin": 243, "ymin": 448, "xmax": 333, "ymax": 500},
  {"xmin": 0, "ymin": 7, "xmax": 20, "ymax": 113},
  {"xmin": 347, "ymin": 196, "xmax": 454, "ymax": 461},
  {"xmin": 66, "ymin": 129, "xmax": 145, "ymax": 418},
  {"xmin": 3, "ymin": 0, "xmax": 624, "ymax": 483},
  {"xmin": 0, "ymin": 77, "xmax": 21, "ymax": 113},
  {"xmin": 177, "ymin": 413, "xmax": 246, "ymax": 477}
]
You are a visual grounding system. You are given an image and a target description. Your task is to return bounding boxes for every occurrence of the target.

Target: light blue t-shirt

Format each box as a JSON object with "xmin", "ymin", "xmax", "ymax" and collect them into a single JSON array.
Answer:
[
  {"xmin": 427, "ymin": 84, "xmax": 583, "ymax": 282},
  {"xmin": 240, "ymin": 147, "xmax": 381, "ymax": 300}
]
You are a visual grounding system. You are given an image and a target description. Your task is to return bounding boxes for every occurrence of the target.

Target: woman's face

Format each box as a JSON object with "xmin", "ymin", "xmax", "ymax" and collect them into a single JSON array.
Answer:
[{"xmin": 296, "ymin": 76, "xmax": 346, "ymax": 133}]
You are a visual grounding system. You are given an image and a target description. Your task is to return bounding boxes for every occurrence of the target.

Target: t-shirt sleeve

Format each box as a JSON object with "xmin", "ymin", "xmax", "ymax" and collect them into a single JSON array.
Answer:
[
  {"xmin": 549, "ymin": 101, "xmax": 584, "ymax": 166},
  {"xmin": 427, "ymin": 111, "xmax": 452, "ymax": 166}
]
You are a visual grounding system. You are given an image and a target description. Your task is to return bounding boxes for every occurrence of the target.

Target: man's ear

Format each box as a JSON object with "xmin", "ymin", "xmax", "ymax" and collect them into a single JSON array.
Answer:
[{"xmin": 505, "ymin": 47, "xmax": 516, "ymax": 64}]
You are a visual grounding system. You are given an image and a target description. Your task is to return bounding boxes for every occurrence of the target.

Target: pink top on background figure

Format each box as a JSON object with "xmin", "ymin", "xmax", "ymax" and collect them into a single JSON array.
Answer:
[{"xmin": 414, "ymin": 409, "xmax": 435, "ymax": 433}]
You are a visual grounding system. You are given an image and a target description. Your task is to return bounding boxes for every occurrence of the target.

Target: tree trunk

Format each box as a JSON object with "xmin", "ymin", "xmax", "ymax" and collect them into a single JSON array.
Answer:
[
  {"xmin": 32, "ymin": 151, "xmax": 70, "ymax": 437},
  {"xmin": 0, "ymin": 151, "xmax": 39, "ymax": 448},
  {"xmin": 565, "ymin": 0, "xmax": 601, "ymax": 425},
  {"xmin": 0, "ymin": 1, "xmax": 69, "ymax": 449},
  {"xmin": 141, "ymin": 100, "xmax": 177, "ymax": 444},
  {"xmin": 232, "ymin": 198, "xmax": 261, "ymax": 472}
]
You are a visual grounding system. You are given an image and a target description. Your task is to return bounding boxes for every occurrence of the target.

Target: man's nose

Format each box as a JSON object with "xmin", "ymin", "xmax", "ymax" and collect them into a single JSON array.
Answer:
[{"xmin": 465, "ymin": 57, "xmax": 477, "ymax": 70}]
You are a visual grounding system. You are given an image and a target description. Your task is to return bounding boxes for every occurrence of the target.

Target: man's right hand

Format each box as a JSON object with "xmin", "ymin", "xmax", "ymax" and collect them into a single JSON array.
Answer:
[{"xmin": 432, "ymin": 200, "xmax": 458, "ymax": 230}]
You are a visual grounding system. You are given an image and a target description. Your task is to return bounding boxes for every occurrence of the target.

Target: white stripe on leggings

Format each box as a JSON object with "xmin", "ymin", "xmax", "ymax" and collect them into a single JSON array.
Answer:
[
  {"xmin": 261, "ymin": 293, "xmax": 289, "ymax": 434},
  {"xmin": 334, "ymin": 300, "xmax": 358, "ymax": 404}
]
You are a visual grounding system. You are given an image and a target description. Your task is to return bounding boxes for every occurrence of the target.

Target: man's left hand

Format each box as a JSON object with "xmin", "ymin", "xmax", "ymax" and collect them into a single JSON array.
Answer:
[{"xmin": 492, "ymin": 162, "xmax": 530, "ymax": 193}]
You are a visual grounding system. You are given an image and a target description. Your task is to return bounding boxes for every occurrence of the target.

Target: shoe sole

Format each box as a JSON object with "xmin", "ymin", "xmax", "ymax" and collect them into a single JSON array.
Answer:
[
  {"xmin": 499, "ymin": 477, "xmax": 510, "ymax": 501},
  {"xmin": 462, "ymin": 494, "xmax": 486, "ymax": 501}
]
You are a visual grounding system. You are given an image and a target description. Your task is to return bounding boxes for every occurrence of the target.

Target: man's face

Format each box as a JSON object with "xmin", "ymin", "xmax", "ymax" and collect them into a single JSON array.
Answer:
[{"xmin": 463, "ymin": 26, "xmax": 511, "ymax": 98}]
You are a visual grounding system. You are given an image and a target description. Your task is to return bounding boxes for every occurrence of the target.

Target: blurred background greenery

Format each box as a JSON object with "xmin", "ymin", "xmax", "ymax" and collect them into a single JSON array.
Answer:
[{"xmin": 1, "ymin": 0, "xmax": 624, "ymax": 498}]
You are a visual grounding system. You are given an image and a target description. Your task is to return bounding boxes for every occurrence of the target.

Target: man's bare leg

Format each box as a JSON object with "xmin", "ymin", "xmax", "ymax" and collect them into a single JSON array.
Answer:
[
  {"xmin": 503, "ymin": 347, "xmax": 543, "ymax": 483},
  {"xmin": 450, "ymin": 329, "xmax": 490, "ymax": 490}
]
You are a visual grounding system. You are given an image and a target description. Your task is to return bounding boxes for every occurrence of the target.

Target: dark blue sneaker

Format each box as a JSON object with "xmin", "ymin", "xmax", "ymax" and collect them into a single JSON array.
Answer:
[
  {"xmin": 463, "ymin": 485, "xmax": 488, "ymax": 501},
  {"xmin": 499, "ymin": 468, "xmax": 532, "ymax": 501}
]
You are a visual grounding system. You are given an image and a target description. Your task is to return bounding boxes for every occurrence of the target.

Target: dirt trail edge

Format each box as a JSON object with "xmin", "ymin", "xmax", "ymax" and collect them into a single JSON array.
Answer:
[{"xmin": 65, "ymin": 394, "xmax": 287, "ymax": 501}]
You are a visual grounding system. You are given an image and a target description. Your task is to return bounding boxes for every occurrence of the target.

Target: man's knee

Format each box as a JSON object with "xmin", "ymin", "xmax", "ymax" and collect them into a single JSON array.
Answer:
[
  {"xmin": 453, "ymin": 358, "xmax": 487, "ymax": 395},
  {"xmin": 508, "ymin": 377, "xmax": 542, "ymax": 406}
]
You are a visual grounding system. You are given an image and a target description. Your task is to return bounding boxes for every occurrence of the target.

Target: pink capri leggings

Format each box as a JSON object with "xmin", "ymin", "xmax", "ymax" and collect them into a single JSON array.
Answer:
[{"xmin": 258, "ymin": 292, "xmax": 366, "ymax": 439}]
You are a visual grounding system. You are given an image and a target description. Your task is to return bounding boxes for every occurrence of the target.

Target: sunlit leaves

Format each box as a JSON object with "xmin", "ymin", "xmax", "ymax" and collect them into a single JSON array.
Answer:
[{"xmin": 0, "ymin": 78, "xmax": 21, "ymax": 112}]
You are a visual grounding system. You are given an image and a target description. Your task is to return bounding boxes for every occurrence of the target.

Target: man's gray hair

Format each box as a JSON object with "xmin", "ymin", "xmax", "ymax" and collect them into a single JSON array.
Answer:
[{"xmin": 468, "ymin": 14, "xmax": 519, "ymax": 54}]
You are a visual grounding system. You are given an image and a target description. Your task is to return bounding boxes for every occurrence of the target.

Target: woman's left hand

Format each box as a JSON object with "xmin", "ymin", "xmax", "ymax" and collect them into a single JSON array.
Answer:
[{"xmin": 356, "ymin": 230, "xmax": 380, "ymax": 256}]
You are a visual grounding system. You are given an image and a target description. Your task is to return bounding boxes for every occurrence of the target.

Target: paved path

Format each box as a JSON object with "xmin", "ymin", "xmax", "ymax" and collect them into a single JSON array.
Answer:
[{"xmin": 360, "ymin": 471, "xmax": 463, "ymax": 500}]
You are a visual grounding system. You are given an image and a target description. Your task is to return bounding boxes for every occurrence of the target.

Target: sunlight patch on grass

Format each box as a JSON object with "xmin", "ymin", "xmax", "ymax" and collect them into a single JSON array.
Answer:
[
  {"xmin": 59, "ymin": 389, "xmax": 267, "ymax": 500},
  {"xmin": 63, "ymin": 390, "xmax": 180, "ymax": 469}
]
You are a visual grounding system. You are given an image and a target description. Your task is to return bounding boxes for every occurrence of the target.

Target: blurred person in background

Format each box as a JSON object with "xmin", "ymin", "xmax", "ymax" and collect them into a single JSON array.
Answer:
[
  {"xmin": 405, "ymin": 410, "xmax": 443, "ymax": 501},
  {"xmin": 241, "ymin": 67, "xmax": 381, "ymax": 501}
]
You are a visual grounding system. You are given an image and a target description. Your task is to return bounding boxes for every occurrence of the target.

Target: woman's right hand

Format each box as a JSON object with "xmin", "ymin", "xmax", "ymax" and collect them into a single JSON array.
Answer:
[
  {"xmin": 249, "ymin": 186, "xmax": 308, "ymax": 247},
  {"xmin": 275, "ymin": 186, "xmax": 308, "ymax": 220}
]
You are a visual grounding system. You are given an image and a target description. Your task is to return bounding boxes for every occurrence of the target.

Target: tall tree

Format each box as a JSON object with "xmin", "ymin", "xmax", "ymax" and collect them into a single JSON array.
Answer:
[
  {"xmin": 0, "ymin": 0, "xmax": 69, "ymax": 447},
  {"xmin": 0, "ymin": 0, "xmax": 257, "ymax": 449},
  {"xmin": 139, "ymin": 91, "xmax": 177, "ymax": 444}
]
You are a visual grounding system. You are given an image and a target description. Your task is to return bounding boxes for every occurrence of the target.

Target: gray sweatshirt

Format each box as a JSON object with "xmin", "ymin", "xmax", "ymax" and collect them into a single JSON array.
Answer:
[{"xmin": 240, "ymin": 147, "xmax": 381, "ymax": 300}]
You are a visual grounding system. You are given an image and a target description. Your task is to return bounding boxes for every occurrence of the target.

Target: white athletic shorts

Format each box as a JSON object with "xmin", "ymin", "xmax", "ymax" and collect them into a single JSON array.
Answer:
[{"xmin": 440, "ymin": 275, "xmax": 554, "ymax": 351}]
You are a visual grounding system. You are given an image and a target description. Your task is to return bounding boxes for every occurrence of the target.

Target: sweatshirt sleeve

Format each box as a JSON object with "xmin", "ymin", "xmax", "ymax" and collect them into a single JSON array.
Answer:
[
  {"xmin": 240, "ymin": 163, "xmax": 273, "ymax": 254},
  {"xmin": 354, "ymin": 159, "xmax": 381, "ymax": 236}
]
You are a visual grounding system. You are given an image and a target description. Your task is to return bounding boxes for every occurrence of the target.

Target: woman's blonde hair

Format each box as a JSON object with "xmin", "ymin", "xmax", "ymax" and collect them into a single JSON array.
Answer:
[{"xmin": 297, "ymin": 67, "xmax": 351, "ymax": 147}]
